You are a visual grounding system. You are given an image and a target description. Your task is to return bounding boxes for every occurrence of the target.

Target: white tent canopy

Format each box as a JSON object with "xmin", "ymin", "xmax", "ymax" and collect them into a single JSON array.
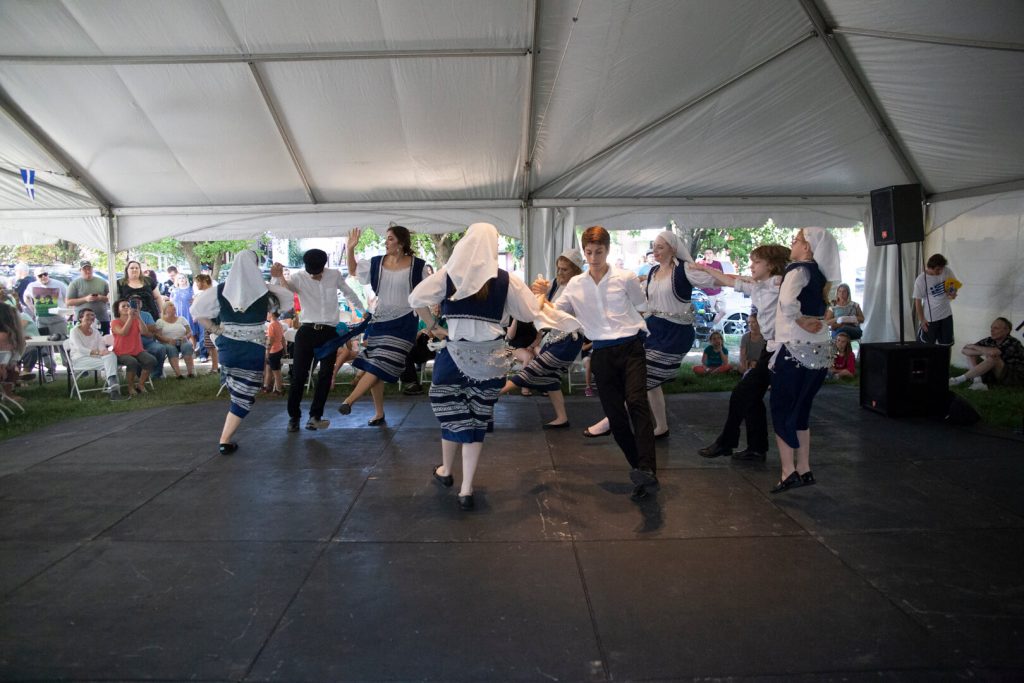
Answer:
[{"xmin": 2, "ymin": 0, "xmax": 1023, "ymax": 342}]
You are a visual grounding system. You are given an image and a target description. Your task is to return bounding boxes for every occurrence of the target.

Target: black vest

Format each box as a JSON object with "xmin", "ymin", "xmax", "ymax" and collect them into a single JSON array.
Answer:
[
  {"xmin": 784, "ymin": 261, "xmax": 827, "ymax": 317},
  {"xmin": 442, "ymin": 270, "xmax": 510, "ymax": 324},
  {"xmin": 645, "ymin": 260, "xmax": 693, "ymax": 302}
]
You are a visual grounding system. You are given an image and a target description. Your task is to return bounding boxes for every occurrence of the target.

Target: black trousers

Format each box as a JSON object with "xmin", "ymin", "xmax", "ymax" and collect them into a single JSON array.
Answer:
[
  {"xmin": 400, "ymin": 334, "xmax": 435, "ymax": 384},
  {"xmin": 716, "ymin": 347, "xmax": 771, "ymax": 452},
  {"xmin": 287, "ymin": 324, "xmax": 338, "ymax": 420},
  {"xmin": 591, "ymin": 337, "xmax": 656, "ymax": 472}
]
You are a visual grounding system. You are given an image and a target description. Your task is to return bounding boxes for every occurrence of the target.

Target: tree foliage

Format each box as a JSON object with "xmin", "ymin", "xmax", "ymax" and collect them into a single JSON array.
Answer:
[
  {"xmin": 686, "ymin": 220, "xmax": 796, "ymax": 270},
  {"xmin": 1, "ymin": 240, "xmax": 82, "ymax": 266},
  {"xmin": 136, "ymin": 237, "xmax": 256, "ymax": 280}
]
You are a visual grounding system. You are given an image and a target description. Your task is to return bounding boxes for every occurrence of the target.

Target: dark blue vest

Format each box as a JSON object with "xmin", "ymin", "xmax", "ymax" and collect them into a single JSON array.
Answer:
[
  {"xmin": 546, "ymin": 279, "xmax": 560, "ymax": 301},
  {"xmin": 442, "ymin": 269, "xmax": 510, "ymax": 324},
  {"xmin": 215, "ymin": 283, "xmax": 272, "ymax": 324},
  {"xmin": 645, "ymin": 261, "xmax": 693, "ymax": 302},
  {"xmin": 369, "ymin": 255, "xmax": 427, "ymax": 293},
  {"xmin": 784, "ymin": 262, "xmax": 827, "ymax": 317}
]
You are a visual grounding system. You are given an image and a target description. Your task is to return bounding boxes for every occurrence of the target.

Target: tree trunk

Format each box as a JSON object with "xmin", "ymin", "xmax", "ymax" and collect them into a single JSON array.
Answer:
[
  {"xmin": 178, "ymin": 242, "xmax": 203, "ymax": 279},
  {"xmin": 428, "ymin": 233, "xmax": 461, "ymax": 266}
]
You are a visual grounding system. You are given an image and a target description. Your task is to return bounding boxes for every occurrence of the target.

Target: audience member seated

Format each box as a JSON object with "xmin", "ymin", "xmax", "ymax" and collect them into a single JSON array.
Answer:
[
  {"xmin": 193, "ymin": 274, "xmax": 219, "ymax": 372},
  {"xmin": 129, "ymin": 295, "xmax": 168, "ymax": 379},
  {"xmin": 68, "ymin": 307, "xmax": 127, "ymax": 400},
  {"xmin": 154, "ymin": 301, "xmax": 196, "ymax": 379},
  {"xmin": 827, "ymin": 331, "xmax": 857, "ymax": 380},
  {"xmin": 694, "ymin": 331, "xmax": 733, "ymax": 375},
  {"xmin": 111, "ymin": 299, "xmax": 157, "ymax": 396},
  {"xmin": 0, "ymin": 302, "xmax": 27, "ymax": 403},
  {"xmin": 825, "ymin": 283, "xmax": 864, "ymax": 340},
  {"xmin": 739, "ymin": 315, "xmax": 767, "ymax": 373},
  {"xmin": 949, "ymin": 317, "xmax": 1024, "ymax": 391}
]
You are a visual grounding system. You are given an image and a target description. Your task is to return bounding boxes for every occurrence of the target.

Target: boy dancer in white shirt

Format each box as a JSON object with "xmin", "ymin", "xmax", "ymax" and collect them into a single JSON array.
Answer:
[{"xmin": 550, "ymin": 226, "xmax": 658, "ymax": 501}]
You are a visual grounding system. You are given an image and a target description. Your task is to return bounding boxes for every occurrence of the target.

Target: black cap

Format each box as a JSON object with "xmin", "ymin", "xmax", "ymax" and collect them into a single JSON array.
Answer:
[{"xmin": 303, "ymin": 249, "xmax": 328, "ymax": 275}]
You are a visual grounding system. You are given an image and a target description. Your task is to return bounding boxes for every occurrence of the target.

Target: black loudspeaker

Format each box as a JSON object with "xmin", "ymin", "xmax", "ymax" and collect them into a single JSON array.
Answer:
[
  {"xmin": 860, "ymin": 342, "xmax": 949, "ymax": 418},
  {"xmin": 870, "ymin": 183, "xmax": 924, "ymax": 246}
]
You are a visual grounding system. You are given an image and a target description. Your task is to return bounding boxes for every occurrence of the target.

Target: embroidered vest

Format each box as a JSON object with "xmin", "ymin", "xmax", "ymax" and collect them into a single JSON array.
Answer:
[
  {"xmin": 646, "ymin": 261, "xmax": 693, "ymax": 302},
  {"xmin": 370, "ymin": 255, "xmax": 427, "ymax": 293},
  {"xmin": 442, "ymin": 269, "xmax": 510, "ymax": 324}
]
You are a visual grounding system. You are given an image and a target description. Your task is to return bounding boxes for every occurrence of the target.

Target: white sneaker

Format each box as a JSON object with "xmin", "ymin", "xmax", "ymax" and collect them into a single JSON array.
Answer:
[
  {"xmin": 969, "ymin": 380, "xmax": 989, "ymax": 391},
  {"xmin": 949, "ymin": 375, "xmax": 967, "ymax": 386}
]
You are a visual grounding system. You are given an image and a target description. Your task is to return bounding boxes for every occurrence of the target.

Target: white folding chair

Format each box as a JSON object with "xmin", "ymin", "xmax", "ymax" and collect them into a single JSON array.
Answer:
[
  {"xmin": 62, "ymin": 339, "xmax": 107, "ymax": 401},
  {"xmin": 565, "ymin": 355, "xmax": 587, "ymax": 394}
]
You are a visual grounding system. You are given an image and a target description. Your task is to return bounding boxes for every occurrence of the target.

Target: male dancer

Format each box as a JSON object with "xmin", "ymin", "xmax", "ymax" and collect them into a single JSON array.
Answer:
[
  {"xmin": 271, "ymin": 249, "xmax": 363, "ymax": 432},
  {"xmin": 696, "ymin": 244, "xmax": 790, "ymax": 460},
  {"xmin": 549, "ymin": 226, "xmax": 658, "ymax": 500}
]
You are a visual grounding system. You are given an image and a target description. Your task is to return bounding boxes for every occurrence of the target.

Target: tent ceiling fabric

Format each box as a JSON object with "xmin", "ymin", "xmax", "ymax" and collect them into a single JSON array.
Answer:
[{"xmin": 0, "ymin": 0, "xmax": 1022, "ymax": 250}]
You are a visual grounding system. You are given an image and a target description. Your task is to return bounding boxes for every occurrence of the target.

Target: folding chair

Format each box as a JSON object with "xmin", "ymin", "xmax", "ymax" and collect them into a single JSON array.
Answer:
[
  {"xmin": 62, "ymin": 339, "xmax": 107, "ymax": 401},
  {"xmin": 565, "ymin": 356, "xmax": 588, "ymax": 394}
]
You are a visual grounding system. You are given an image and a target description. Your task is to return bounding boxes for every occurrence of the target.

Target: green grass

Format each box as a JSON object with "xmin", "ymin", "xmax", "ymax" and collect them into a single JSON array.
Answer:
[{"xmin": 3, "ymin": 357, "xmax": 1021, "ymax": 442}]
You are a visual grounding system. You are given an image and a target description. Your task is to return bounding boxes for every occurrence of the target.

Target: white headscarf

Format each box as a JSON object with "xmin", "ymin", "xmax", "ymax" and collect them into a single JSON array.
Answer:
[
  {"xmin": 558, "ymin": 247, "xmax": 584, "ymax": 271},
  {"xmin": 656, "ymin": 230, "xmax": 693, "ymax": 265},
  {"xmin": 802, "ymin": 227, "xmax": 842, "ymax": 282},
  {"xmin": 444, "ymin": 223, "xmax": 499, "ymax": 301},
  {"xmin": 222, "ymin": 250, "xmax": 268, "ymax": 312}
]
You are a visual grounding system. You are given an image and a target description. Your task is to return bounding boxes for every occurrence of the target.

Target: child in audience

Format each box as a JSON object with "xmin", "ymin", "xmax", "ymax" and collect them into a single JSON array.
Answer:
[
  {"xmin": 694, "ymin": 331, "xmax": 733, "ymax": 375},
  {"xmin": 263, "ymin": 310, "xmax": 286, "ymax": 394},
  {"xmin": 828, "ymin": 331, "xmax": 856, "ymax": 379}
]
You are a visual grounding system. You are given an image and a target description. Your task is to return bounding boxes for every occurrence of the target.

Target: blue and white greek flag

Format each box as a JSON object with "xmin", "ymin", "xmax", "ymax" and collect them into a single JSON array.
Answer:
[{"xmin": 20, "ymin": 168, "xmax": 35, "ymax": 200}]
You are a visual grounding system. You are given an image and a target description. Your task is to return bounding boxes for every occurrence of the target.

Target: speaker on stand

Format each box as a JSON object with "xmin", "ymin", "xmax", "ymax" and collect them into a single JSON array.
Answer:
[{"xmin": 860, "ymin": 183, "xmax": 947, "ymax": 416}]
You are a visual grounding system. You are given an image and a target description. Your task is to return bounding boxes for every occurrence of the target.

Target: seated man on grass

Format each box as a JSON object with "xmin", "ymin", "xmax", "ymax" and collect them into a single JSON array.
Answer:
[{"xmin": 949, "ymin": 317, "xmax": 1024, "ymax": 391}]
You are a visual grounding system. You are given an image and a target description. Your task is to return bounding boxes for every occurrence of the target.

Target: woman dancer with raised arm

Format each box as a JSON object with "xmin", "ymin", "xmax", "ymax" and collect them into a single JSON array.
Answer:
[
  {"xmin": 409, "ymin": 223, "xmax": 540, "ymax": 511},
  {"xmin": 768, "ymin": 228, "xmax": 841, "ymax": 493},
  {"xmin": 499, "ymin": 248, "xmax": 586, "ymax": 428},
  {"xmin": 192, "ymin": 250, "xmax": 293, "ymax": 454},
  {"xmin": 583, "ymin": 230, "xmax": 719, "ymax": 440},
  {"xmin": 338, "ymin": 225, "xmax": 428, "ymax": 425}
]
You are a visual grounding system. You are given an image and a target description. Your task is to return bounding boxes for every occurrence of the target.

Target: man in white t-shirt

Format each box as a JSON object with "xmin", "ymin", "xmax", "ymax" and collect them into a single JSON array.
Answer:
[{"xmin": 912, "ymin": 253, "xmax": 958, "ymax": 346}]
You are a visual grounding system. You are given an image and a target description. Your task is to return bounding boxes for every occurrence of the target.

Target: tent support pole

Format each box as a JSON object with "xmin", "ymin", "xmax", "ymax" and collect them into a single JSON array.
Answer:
[
  {"xmin": 798, "ymin": 0, "xmax": 925, "ymax": 190},
  {"xmin": 531, "ymin": 32, "xmax": 816, "ymax": 197},
  {"xmin": 832, "ymin": 27, "xmax": 1024, "ymax": 53},
  {"xmin": 248, "ymin": 62, "xmax": 317, "ymax": 204},
  {"xmin": 928, "ymin": 178, "xmax": 1024, "ymax": 203},
  {"xmin": 107, "ymin": 215, "xmax": 117, "ymax": 284},
  {"xmin": 0, "ymin": 84, "xmax": 112, "ymax": 211},
  {"xmin": 0, "ymin": 48, "xmax": 529, "ymax": 66}
]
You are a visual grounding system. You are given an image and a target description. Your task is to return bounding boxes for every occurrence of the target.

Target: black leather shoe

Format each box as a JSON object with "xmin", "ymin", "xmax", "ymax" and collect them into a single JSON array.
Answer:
[
  {"xmin": 630, "ymin": 484, "xmax": 649, "ymax": 501},
  {"xmin": 367, "ymin": 415, "xmax": 386, "ymax": 426},
  {"xmin": 337, "ymin": 403, "xmax": 352, "ymax": 415},
  {"xmin": 542, "ymin": 421, "xmax": 570, "ymax": 430},
  {"xmin": 698, "ymin": 441, "xmax": 732, "ymax": 458},
  {"xmin": 800, "ymin": 471, "xmax": 816, "ymax": 486},
  {"xmin": 629, "ymin": 468, "xmax": 659, "ymax": 490},
  {"xmin": 582, "ymin": 428, "xmax": 611, "ymax": 438},
  {"xmin": 732, "ymin": 448, "xmax": 767, "ymax": 461},
  {"xmin": 432, "ymin": 465, "xmax": 453, "ymax": 488},
  {"xmin": 486, "ymin": 421, "xmax": 494, "ymax": 433},
  {"xmin": 287, "ymin": 419, "xmax": 299, "ymax": 433},
  {"xmin": 218, "ymin": 442, "xmax": 238, "ymax": 455},
  {"xmin": 458, "ymin": 494, "xmax": 475, "ymax": 511},
  {"xmin": 770, "ymin": 472, "xmax": 803, "ymax": 494},
  {"xmin": 654, "ymin": 430, "xmax": 670, "ymax": 440}
]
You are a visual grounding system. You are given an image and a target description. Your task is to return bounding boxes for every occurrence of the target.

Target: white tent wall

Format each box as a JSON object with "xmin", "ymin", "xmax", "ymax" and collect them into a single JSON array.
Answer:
[
  {"xmin": 524, "ymin": 207, "xmax": 576, "ymax": 280},
  {"xmin": 924, "ymin": 191, "xmax": 1024, "ymax": 366},
  {"xmin": 0, "ymin": 213, "xmax": 108, "ymax": 250}
]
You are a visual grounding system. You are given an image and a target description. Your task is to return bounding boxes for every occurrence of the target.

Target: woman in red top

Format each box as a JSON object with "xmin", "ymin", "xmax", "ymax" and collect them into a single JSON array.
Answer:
[
  {"xmin": 111, "ymin": 299, "xmax": 158, "ymax": 395},
  {"xmin": 828, "ymin": 331, "xmax": 856, "ymax": 380},
  {"xmin": 262, "ymin": 310, "xmax": 286, "ymax": 395}
]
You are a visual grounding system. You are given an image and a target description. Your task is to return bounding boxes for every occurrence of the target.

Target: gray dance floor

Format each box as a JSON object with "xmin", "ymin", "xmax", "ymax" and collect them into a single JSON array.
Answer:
[{"xmin": 1, "ymin": 386, "xmax": 1022, "ymax": 681}]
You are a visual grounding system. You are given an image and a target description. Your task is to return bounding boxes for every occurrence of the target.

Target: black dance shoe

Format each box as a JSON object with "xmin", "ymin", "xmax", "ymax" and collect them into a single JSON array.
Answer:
[
  {"xmin": 630, "ymin": 484, "xmax": 649, "ymax": 501},
  {"xmin": 800, "ymin": 471, "xmax": 816, "ymax": 486},
  {"xmin": 654, "ymin": 430, "xmax": 670, "ymax": 440},
  {"xmin": 218, "ymin": 442, "xmax": 238, "ymax": 455},
  {"xmin": 770, "ymin": 472, "xmax": 803, "ymax": 494},
  {"xmin": 732, "ymin": 448, "xmax": 767, "ymax": 461},
  {"xmin": 337, "ymin": 403, "xmax": 352, "ymax": 415},
  {"xmin": 629, "ymin": 468, "xmax": 659, "ymax": 490},
  {"xmin": 582, "ymin": 428, "xmax": 610, "ymax": 438},
  {"xmin": 432, "ymin": 465, "xmax": 454, "ymax": 488},
  {"xmin": 542, "ymin": 421, "xmax": 570, "ymax": 430},
  {"xmin": 367, "ymin": 415, "xmax": 386, "ymax": 426},
  {"xmin": 458, "ymin": 494, "xmax": 475, "ymax": 511},
  {"xmin": 287, "ymin": 419, "xmax": 299, "ymax": 433},
  {"xmin": 698, "ymin": 441, "xmax": 732, "ymax": 458}
]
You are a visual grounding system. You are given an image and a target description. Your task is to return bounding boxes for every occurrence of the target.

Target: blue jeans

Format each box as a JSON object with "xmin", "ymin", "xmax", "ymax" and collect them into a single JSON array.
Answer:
[{"xmin": 142, "ymin": 337, "xmax": 167, "ymax": 378}]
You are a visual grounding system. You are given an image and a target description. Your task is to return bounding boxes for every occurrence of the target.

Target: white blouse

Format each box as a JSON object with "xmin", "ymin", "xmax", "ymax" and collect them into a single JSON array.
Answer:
[
  {"xmin": 409, "ymin": 270, "xmax": 540, "ymax": 342},
  {"xmin": 154, "ymin": 317, "xmax": 190, "ymax": 341},
  {"xmin": 357, "ymin": 258, "xmax": 414, "ymax": 322},
  {"xmin": 774, "ymin": 263, "xmax": 831, "ymax": 347},
  {"xmin": 68, "ymin": 326, "xmax": 108, "ymax": 361},
  {"xmin": 646, "ymin": 261, "xmax": 716, "ymax": 315}
]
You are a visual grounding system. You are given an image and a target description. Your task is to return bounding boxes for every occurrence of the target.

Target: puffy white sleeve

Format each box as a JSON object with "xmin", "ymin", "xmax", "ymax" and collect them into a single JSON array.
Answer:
[
  {"xmin": 683, "ymin": 262, "xmax": 717, "ymax": 289},
  {"xmin": 408, "ymin": 269, "xmax": 448, "ymax": 308},
  {"xmin": 190, "ymin": 287, "xmax": 221, "ymax": 320},
  {"xmin": 336, "ymin": 275, "xmax": 365, "ymax": 312},
  {"xmin": 356, "ymin": 258, "xmax": 372, "ymax": 286},
  {"xmin": 503, "ymin": 275, "xmax": 542, "ymax": 323},
  {"xmin": 777, "ymin": 267, "xmax": 810, "ymax": 322},
  {"xmin": 624, "ymin": 272, "xmax": 647, "ymax": 309},
  {"xmin": 266, "ymin": 283, "xmax": 295, "ymax": 312}
]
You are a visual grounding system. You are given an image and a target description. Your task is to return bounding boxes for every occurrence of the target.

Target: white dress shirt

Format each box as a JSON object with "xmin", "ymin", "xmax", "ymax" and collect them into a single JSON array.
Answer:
[
  {"xmin": 272, "ymin": 269, "xmax": 364, "ymax": 326},
  {"xmin": 356, "ymin": 259, "xmax": 414, "ymax": 322},
  {"xmin": 554, "ymin": 266, "xmax": 647, "ymax": 341},
  {"xmin": 733, "ymin": 276, "xmax": 782, "ymax": 346},
  {"xmin": 409, "ymin": 270, "xmax": 540, "ymax": 342}
]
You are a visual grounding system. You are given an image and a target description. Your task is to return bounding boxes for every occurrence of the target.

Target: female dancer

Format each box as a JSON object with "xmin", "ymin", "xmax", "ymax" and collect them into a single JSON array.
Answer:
[
  {"xmin": 191, "ymin": 250, "xmax": 293, "ymax": 454},
  {"xmin": 409, "ymin": 223, "xmax": 539, "ymax": 510},
  {"xmin": 769, "ymin": 227, "xmax": 841, "ymax": 493},
  {"xmin": 583, "ymin": 230, "xmax": 718, "ymax": 439},
  {"xmin": 338, "ymin": 225, "xmax": 428, "ymax": 425},
  {"xmin": 116, "ymin": 260, "xmax": 162, "ymax": 320},
  {"xmin": 500, "ymin": 248, "xmax": 586, "ymax": 428}
]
